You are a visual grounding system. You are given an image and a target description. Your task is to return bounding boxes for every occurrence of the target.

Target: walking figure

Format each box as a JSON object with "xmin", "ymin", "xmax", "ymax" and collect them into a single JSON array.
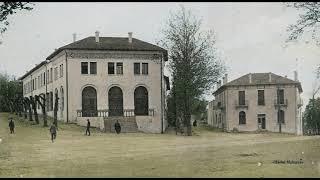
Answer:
[
  {"xmin": 114, "ymin": 120, "xmax": 121, "ymax": 134},
  {"xmin": 9, "ymin": 118, "xmax": 15, "ymax": 134},
  {"xmin": 50, "ymin": 123, "xmax": 57, "ymax": 143},
  {"xmin": 85, "ymin": 119, "xmax": 91, "ymax": 136}
]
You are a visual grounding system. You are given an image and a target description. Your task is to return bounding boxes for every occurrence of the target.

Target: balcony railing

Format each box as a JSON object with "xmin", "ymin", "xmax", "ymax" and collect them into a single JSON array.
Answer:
[
  {"xmin": 76, "ymin": 109, "xmax": 155, "ymax": 117},
  {"xmin": 235, "ymin": 100, "xmax": 249, "ymax": 109},
  {"xmin": 274, "ymin": 99, "xmax": 288, "ymax": 108}
]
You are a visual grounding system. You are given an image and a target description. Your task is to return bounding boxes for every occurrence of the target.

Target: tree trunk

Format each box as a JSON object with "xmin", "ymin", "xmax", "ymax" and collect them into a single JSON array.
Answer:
[
  {"xmin": 23, "ymin": 101, "xmax": 28, "ymax": 119},
  {"xmin": 30, "ymin": 96, "xmax": 39, "ymax": 124},
  {"xmin": 35, "ymin": 95, "xmax": 47, "ymax": 127},
  {"xmin": 53, "ymin": 94, "xmax": 59, "ymax": 128}
]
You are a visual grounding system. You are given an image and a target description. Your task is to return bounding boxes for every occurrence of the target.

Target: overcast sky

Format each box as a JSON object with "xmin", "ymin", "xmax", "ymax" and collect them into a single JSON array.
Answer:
[{"xmin": 0, "ymin": 2, "xmax": 319, "ymax": 109}]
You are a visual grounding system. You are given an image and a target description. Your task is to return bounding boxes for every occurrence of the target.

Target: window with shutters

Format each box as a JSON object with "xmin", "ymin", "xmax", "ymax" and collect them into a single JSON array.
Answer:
[
  {"xmin": 238, "ymin": 91, "xmax": 245, "ymax": 105},
  {"xmin": 116, "ymin": 62, "xmax": 123, "ymax": 75},
  {"xmin": 142, "ymin": 63, "xmax": 148, "ymax": 75},
  {"xmin": 278, "ymin": 110, "xmax": 285, "ymax": 124}
]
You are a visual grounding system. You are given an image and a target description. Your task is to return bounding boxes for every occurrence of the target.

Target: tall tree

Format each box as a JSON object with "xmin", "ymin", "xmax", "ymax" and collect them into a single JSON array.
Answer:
[
  {"xmin": 303, "ymin": 97, "xmax": 320, "ymax": 135},
  {"xmin": 159, "ymin": 6, "xmax": 225, "ymax": 136},
  {"xmin": 0, "ymin": 2, "xmax": 34, "ymax": 34},
  {"xmin": 30, "ymin": 96, "xmax": 39, "ymax": 124}
]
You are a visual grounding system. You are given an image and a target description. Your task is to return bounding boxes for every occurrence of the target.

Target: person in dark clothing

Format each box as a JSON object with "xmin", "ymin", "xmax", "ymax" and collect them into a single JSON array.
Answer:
[
  {"xmin": 114, "ymin": 120, "xmax": 121, "ymax": 134},
  {"xmin": 49, "ymin": 123, "xmax": 57, "ymax": 143},
  {"xmin": 8, "ymin": 118, "xmax": 15, "ymax": 134},
  {"xmin": 85, "ymin": 119, "xmax": 91, "ymax": 136},
  {"xmin": 193, "ymin": 120, "xmax": 197, "ymax": 127}
]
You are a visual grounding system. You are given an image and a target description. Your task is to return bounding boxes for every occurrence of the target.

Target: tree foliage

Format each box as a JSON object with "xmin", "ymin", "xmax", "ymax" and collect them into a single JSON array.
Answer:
[
  {"xmin": 0, "ymin": 2, "xmax": 34, "ymax": 34},
  {"xmin": 303, "ymin": 97, "xmax": 320, "ymax": 135},
  {"xmin": 286, "ymin": 2, "xmax": 320, "ymax": 45},
  {"xmin": 0, "ymin": 72, "xmax": 23, "ymax": 113},
  {"xmin": 160, "ymin": 6, "xmax": 225, "ymax": 136}
]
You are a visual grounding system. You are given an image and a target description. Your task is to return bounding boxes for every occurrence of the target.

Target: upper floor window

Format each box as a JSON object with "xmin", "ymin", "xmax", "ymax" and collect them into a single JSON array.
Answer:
[
  {"xmin": 108, "ymin": 62, "xmax": 115, "ymax": 74},
  {"xmin": 59, "ymin": 64, "xmax": 64, "ymax": 77},
  {"xmin": 54, "ymin": 67, "xmax": 58, "ymax": 80},
  {"xmin": 90, "ymin": 62, "xmax": 97, "ymax": 74},
  {"xmin": 134, "ymin": 63, "xmax": 140, "ymax": 75},
  {"xmin": 142, "ymin": 63, "xmax": 148, "ymax": 75},
  {"xmin": 258, "ymin": 90, "xmax": 265, "ymax": 105},
  {"xmin": 277, "ymin": 89, "xmax": 284, "ymax": 104},
  {"xmin": 81, "ymin": 62, "xmax": 88, "ymax": 74},
  {"xmin": 238, "ymin": 91, "xmax": 245, "ymax": 105},
  {"xmin": 116, "ymin": 63, "xmax": 123, "ymax": 75}
]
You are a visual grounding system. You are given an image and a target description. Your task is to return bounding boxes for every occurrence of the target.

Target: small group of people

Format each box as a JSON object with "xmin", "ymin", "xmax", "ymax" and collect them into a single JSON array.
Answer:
[
  {"xmin": 8, "ymin": 117, "xmax": 122, "ymax": 143},
  {"xmin": 84, "ymin": 119, "xmax": 122, "ymax": 135}
]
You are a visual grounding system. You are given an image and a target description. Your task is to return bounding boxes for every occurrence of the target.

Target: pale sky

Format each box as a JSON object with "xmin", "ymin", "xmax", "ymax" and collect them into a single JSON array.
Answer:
[{"xmin": 0, "ymin": 2, "xmax": 319, "ymax": 110}]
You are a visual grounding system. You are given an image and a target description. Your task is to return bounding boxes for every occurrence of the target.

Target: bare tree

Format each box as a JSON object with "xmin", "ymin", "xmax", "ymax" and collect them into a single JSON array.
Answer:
[
  {"xmin": 285, "ymin": 2, "xmax": 320, "ymax": 45},
  {"xmin": 30, "ymin": 96, "xmax": 39, "ymax": 124},
  {"xmin": 159, "ymin": 6, "xmax": 225, "ymax": 136},
  {"xmin": 53, "ymin": 93, "xmax": 59, "ymax": 128},
  {"xmin": 35, "ymin": 94, "xmax": 48, "ymax": 127},
  {"xmin": 24, "ymin": 97, "xmax": 33, "ymax": 121},
  {"xmin": 0, "ymin": 2, "xmax": 34, "ymax": 34}
]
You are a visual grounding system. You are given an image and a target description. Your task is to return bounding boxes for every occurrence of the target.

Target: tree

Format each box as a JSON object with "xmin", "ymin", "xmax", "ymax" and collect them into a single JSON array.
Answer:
[
  {"xmin": 0, "ymin": 2, "xmax": 34, "ymax": 34},
  {"xmin": 303, "ymin": 97, "xmax": 320, "ymax": 135},
  {"xmin": 30, "ymin": 96, "xmax": 39, "ymax": 124},
  {"xmin": 35, "ymin": 94, "xmax": 48, "ymax": 127},
  {"xmin": 159, "ymin": 6, "xmax": 225, "ymax": 136},
  {"xmin": 286, "ymin": 2, "xmax": 320, "ymax": 44}
]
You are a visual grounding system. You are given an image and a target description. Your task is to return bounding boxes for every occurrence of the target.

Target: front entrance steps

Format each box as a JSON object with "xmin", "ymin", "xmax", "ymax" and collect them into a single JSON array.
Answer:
[{"xmin": 104, "ymin": 116, "xmax": 138, "ymax": 133}]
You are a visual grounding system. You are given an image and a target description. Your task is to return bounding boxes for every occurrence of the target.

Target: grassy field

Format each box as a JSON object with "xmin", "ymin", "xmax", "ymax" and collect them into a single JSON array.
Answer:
[{"xmin": 0, "ymin": 112, "xmax": 319, "ymax": 178}]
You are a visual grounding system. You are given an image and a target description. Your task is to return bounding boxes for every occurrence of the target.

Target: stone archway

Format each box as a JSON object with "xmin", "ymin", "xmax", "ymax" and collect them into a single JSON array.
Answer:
[
  {"xmin": 82, "ymin": 86, "xmax": 97, "ymax": 117},
  {"xmin": 108, "ymin": 86, "xmax": 123, "ymax": 116}
]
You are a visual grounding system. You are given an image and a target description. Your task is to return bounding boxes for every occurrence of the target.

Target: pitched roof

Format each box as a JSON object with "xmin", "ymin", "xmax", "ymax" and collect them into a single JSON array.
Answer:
[
  {"xmin": 46, "ymin": 36, "xmax": 168, "ymax": 60},
  {"xmin": 214, "ymin": 73, "xmax": 303, "ymax": 94},
  {"xmin": 18, "ymin": 61, "xmax": 47, "ymax": 80}
]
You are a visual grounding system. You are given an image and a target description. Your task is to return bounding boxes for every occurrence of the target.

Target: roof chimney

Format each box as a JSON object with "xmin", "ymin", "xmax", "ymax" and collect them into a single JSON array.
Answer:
[
  {"xmin": 269, "ymin": 72, "xmax": 272, "ymax": 82},
  {"xmin": 249, "ymin": 73, "xmax": 252, "ymax": 83},
  {"xmin": 294, "ymin": 70, "xmax": 298, "ymax": 81},
  {"xmin": 128, "ymin": 32, "xmax": 133, "ymax": 43},
  {"xmin": 95, "ymin": 31, "xmax": 100, "ymax": 43},
  {"xmin": 73, "ymin": 33, "xmax": 76, "ymax": 42}
]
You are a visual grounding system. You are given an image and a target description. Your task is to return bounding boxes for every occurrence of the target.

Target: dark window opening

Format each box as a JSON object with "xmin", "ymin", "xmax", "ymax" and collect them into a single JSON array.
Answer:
[
  {"xmin": 277, "ymin": 89, "xmax": 284, "ymax": 104},
  {"xmin": 108, "ymin": 62, "xmax": 115, "ymax": 74},
  {"xmin": 278, "ymin": 110, "xmax": 285, "ymax": 124},
  {"xmin": 134, "ymin": 86, "xmax": 148, "ymax": 115},
  {"xmin": 81, "ymin": 62, "xmax": 88, "ymax": 74},
  {"xmin": 134, "ymin": 63, "xmax": 140, "ymax": 75},
  {"xmin": 258, "ymin": 90, "xmax": 265, "ymax": 105},
  {"xmin": 238, "ymin": 91, "xmax": 245, "ymax": 105}
]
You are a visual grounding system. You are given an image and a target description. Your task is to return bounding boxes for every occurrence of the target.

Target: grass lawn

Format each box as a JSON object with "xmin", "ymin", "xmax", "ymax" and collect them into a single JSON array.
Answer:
[{"xmin": 0, "ymin": 112, "xmax": 319, "ymax": 178}]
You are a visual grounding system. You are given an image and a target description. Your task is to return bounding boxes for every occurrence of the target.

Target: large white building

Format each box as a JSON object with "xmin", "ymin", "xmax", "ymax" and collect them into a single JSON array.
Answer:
[{"xmin": 19, "ymin": 32, "xmax": 170, "ymax": 133}]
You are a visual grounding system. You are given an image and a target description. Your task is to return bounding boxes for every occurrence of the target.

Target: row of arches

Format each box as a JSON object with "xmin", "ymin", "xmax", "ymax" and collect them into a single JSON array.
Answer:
[{"xmin": 82, "ymin": 86, "xmax": 148, "ymax": 117}]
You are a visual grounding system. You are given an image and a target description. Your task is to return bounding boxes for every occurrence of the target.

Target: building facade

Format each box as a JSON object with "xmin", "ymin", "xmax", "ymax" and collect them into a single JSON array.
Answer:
[
  {"xmin": 207, "ymin": 72, "xmax": 303, "ymax": 135},
  {"xmin": 19, "ymin": 32, "xmax": 170, "ymax": 133}
]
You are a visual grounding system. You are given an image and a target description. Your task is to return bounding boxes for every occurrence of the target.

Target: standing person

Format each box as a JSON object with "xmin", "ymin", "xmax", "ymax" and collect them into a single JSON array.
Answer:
[
  {"xmin": 8, "ymin": 118, "xmax": 15, "ymax": 134},
  {"xmin": 49, "ymin": 123, "xmax": 57, "ymax": 143},
  {"xmin": 114, "ymin": 120, "xmax": 121, "ymax": 134},
  {"xmin": 85, "ymin": 119, "xmax": 91, "ymax": 136}
]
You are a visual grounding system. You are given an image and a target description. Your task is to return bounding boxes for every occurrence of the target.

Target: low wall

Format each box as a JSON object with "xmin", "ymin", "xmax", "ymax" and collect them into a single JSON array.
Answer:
[
  {"xmin": 136, "ymin": 116, "xmax": 160, "ymax": 133},
  {"xmin": 76, "ymin": 117, "xmax": 104, "ymax": 131}
]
